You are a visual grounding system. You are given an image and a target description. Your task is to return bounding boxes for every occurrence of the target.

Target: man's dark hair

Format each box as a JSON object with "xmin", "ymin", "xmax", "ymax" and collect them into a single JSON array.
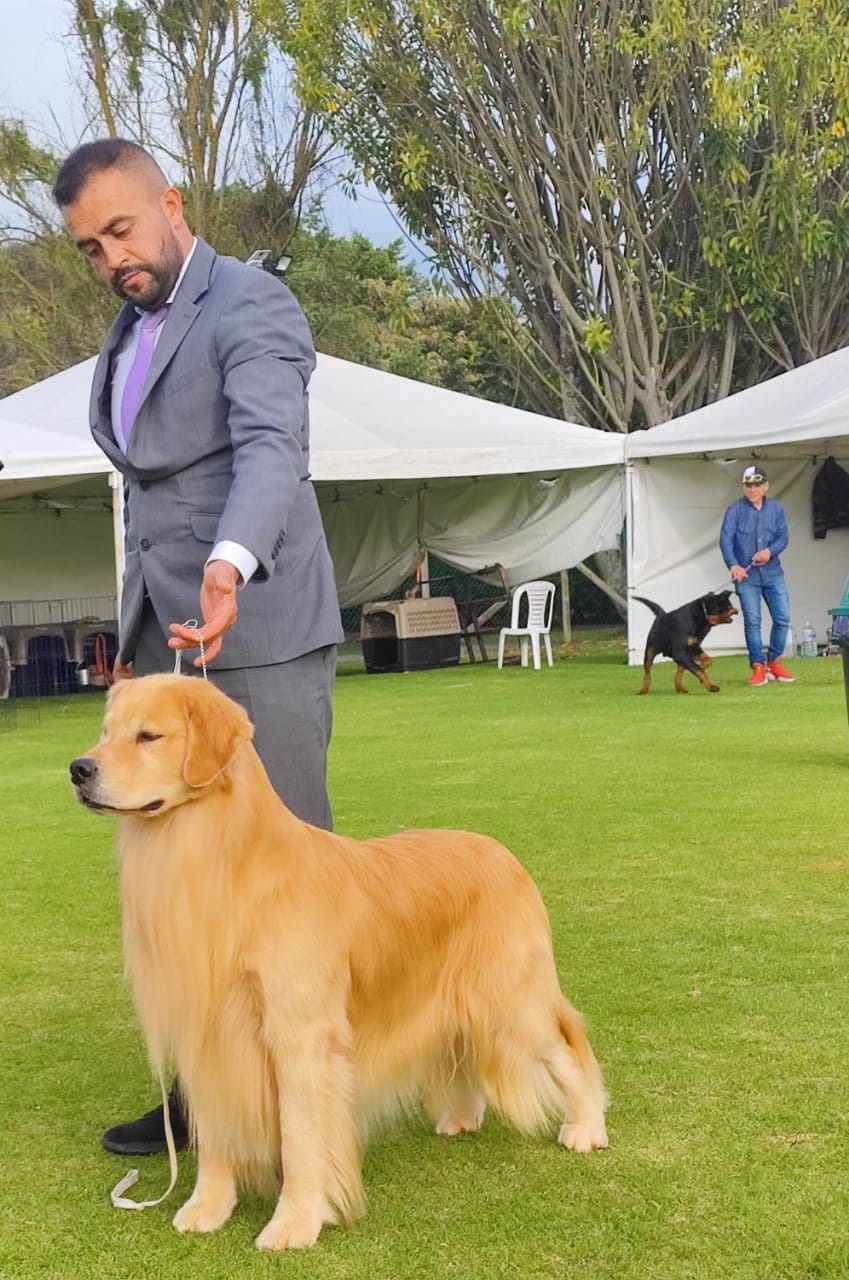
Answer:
[{"xmin": 53, "ymin": 138, "xmax": 166, "ymax": 207}]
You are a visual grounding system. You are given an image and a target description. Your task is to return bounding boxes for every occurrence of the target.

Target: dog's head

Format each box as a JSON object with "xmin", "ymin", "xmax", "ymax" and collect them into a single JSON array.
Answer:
[
  {"xmin": 69, "ymin": 674, "xmax": 254, "ymax": 818},
  {"xmin": 702, "ymin": 590, "xmax": 737, "ymax": 627}
]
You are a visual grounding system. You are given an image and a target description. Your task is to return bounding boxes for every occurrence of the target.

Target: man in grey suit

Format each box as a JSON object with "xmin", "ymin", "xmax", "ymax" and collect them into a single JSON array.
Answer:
[{"xmin": 54, "ymin": 138, "xmax": 344, "ymax": 1155}]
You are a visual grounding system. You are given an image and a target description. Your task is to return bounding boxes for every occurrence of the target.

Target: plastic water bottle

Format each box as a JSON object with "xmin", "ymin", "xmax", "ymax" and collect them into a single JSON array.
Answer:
[
  {"xmin": 784, "ymin": 626, "xmax": 794, "ymax": 657},
  {"xmin": 802, "ymin": 620, "xmax": 818, "ymax": 658}
]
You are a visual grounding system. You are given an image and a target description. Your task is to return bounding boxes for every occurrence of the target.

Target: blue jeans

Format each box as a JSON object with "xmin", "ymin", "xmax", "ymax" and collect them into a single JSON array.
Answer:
[{"xmin": 735, "ymin": 574, "xmax": 791, "ymax": 665}]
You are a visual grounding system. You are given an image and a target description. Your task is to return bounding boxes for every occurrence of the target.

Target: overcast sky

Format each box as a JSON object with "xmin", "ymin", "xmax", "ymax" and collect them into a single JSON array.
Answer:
[{"xmin": 1, "ymin": 0, "xmax": 417, "ymax": 252}]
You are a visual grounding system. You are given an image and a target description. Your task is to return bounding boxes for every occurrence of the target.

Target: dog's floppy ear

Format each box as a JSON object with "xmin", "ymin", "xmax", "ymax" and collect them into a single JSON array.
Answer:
[{"xmin": 182, "ymin": 683, "xmax": 254, "ymax": 788}]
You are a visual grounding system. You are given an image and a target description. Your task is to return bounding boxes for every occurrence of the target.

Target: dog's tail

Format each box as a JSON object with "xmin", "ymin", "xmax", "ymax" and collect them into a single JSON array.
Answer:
[{"xmin": 633, "ymin": 595, "xmax": 665, "ymax": 618}]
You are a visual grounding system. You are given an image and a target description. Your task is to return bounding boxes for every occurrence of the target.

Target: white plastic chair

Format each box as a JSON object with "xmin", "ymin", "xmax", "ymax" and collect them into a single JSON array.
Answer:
[{"xmin": 497, "ymin": 580, "xmax": 555, "ymax": 669}]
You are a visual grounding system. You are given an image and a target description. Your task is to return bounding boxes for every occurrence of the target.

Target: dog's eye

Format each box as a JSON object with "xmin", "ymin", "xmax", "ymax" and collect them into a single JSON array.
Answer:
[{"xmin": 136, "ymin": 731, "xmax": 162, "ymax": 744}]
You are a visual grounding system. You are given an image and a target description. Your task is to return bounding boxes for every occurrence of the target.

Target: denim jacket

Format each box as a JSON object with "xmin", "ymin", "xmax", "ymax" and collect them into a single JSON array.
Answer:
[{"xmin": 720, "ymin": 496, "xmax": 788, "ymax": 580}]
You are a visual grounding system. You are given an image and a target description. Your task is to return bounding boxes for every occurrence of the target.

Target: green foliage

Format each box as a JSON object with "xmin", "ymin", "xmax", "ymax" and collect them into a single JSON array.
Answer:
[
  {"xmin": 271, "ymin": 0, "xmax": 849, "ymax": 428},
  {"xmin": 0, "ymin": 235, "xmax": 119, "ymax": 396},
  {"xmin": 66, "ymin": 0, "xmax": 324, "ymax": 240},
  {"xmin": 0, "ymin": 121, "xmax": 58, "ymax": 210},
  {"xmin": 0, "ymin": 125, "xmax": 117, "ymax": 392},
  {"xmin": 110, "ymin": 0, "xmax": 147, "ymax": 90},
  {"xmin": 693, "ymin": 1, "xmax": 849, "ymax": 359},
  {"xmin": 0, "ymin": 149, "xmax": 533, "ymax": 409},
  {"xmin": 582, "ymin": 316, "xmax": 613, "ymax": 357},
  {"xmin": 281, "ymin": 222, "xmax": 540, "ymax": 406},
  {"xmin": 0, "ymin": 0, "xmax": 335, "ymax": 380}
]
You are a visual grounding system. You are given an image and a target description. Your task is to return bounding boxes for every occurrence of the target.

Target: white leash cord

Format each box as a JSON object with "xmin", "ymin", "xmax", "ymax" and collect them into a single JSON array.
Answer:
[
  {"xmin": 110, "ymin": 1068, "xmax": 180, "ymax": 1211},
  {"xmin": 111, "ymin": 617, "xmax": 205, "ymax": 1212}
]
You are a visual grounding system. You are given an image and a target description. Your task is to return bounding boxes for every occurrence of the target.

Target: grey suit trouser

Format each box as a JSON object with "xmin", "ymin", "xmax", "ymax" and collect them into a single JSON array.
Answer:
[{"xmin": 133, "ymin": 599, "xmax": 336, "ymax": 830}]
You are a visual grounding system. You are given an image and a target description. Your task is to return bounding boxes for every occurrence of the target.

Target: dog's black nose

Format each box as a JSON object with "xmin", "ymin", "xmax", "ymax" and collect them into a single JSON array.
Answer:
[{"xmin": 70, "ymin": 757, "xmax": 98, "ymax": 785}]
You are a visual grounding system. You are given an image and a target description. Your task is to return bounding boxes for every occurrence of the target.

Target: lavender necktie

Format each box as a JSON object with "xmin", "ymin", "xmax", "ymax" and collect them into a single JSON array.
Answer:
[{"xmin": 120, "ymin": 306, "xmax": 168, "ymax": 443}]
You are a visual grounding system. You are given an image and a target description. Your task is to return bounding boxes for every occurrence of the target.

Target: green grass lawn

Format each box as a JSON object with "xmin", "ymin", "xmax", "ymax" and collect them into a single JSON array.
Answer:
[{"xmin": 3, "ymin": 650, "xmax": 849, "ymax": 1279}]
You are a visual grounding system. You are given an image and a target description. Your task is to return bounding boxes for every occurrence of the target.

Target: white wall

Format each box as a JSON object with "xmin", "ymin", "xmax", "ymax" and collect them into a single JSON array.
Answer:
[{"xmin": 0, "ymin": 506, "xmax": 117, "ymax": 603}]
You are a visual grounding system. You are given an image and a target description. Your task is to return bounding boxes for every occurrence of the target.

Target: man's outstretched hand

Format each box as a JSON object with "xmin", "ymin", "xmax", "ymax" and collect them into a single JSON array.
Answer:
[{"xmin": 168, "ymin": 560, "xmax": 241, "ymax": 666}]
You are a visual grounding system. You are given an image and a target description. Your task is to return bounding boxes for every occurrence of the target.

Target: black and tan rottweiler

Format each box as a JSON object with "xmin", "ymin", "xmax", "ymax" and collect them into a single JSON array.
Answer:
[{"xmin": 635, "ymin": 591, "xmax": 737, "ymax": 694}]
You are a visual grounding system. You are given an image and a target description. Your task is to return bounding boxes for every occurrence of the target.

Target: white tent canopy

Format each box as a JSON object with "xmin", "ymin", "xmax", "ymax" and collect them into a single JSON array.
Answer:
[
  {"xmin": 0, "ymin": 418, "xmax": 111, "ymax": 495},
  {"xmin": 307, "ymin": 354, "xmax": 623, "ymax": 479},
  {"xmin": 0, "ymin": 353, "xmax": 626, "ymax": 612},
  {"xmin": 625, "ymin": 346, "xmax": 849, "ymax": 664}
]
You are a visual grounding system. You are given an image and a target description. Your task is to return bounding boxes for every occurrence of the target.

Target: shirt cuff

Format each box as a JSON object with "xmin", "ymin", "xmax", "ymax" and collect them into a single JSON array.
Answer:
[{"xmin": 207, "ymin": 541, "xmax": 259, "ymax": 588}]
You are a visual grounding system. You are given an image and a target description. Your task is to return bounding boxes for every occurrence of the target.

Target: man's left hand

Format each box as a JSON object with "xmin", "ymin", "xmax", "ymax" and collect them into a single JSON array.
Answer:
[
  {"xmin": 752, "ymin": 549, "xmax": 772, "ymax": 564},
  {"xmin": 168, "ymin": 560, "xmax": 241, "ymax": 665}
]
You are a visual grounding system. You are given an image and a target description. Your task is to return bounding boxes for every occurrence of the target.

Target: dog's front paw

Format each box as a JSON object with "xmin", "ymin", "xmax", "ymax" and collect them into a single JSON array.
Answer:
[
  {"xmin": 558, "ymin": 1120, "xmax": 609, "ymax": 1153},
  {"xmin": 256, "ymin": 1204, "xmax": 328, "ymax": 1251},
  {"xmin": 707, "ymin": 682, "xmax": 720, "ymax": 693},
  {"xmin": 173, "ymin": 1189, "xmax": 236, "ymax": 1234},
  {"xmin": 436, "ymin": 1104, "xmax": 485, "ymax": 1136}
]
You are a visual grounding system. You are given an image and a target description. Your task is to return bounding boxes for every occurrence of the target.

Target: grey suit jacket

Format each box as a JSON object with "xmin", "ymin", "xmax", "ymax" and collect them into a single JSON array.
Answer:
[{"xmin": 90, "ymin": 238, "xmax": 343, "ymax": 668}]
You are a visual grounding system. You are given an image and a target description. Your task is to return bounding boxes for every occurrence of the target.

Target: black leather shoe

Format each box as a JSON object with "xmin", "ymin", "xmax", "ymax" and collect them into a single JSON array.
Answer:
[{"xmin": 101, "ymin": 1084, "xmax": 189, "ymax": 1155}]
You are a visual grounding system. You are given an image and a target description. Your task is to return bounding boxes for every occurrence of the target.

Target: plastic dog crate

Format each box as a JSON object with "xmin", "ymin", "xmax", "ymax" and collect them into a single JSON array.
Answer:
[{"xmin": 360, "ymin": 597, "xmax": 462, "ymax": 673}]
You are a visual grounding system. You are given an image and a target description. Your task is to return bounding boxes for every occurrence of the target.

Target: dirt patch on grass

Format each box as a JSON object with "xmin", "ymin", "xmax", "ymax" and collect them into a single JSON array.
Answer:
[
  {"xmin": 560, "ymin": 628, "xmax": 627, "ymax": 659},
  {"xmin": 763, "ymin": 1133, "xmax": 818, "ymax": 1147}
]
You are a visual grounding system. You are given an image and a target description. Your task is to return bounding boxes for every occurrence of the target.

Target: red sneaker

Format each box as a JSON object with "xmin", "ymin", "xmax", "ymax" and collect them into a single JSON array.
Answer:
[
  {"xmin": 748, "ymin": 663, "xmax": 768, "ymax": 687},
  {"xmin": 767, "ymin": 659, "xmax": 796, "ymax": 683}
]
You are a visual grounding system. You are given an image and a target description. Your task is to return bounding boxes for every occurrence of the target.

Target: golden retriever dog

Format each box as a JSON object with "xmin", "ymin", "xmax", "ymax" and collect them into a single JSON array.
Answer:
[{"xmin": 70, "ymin": 674, "xmax": 608, "ymax": 1250}]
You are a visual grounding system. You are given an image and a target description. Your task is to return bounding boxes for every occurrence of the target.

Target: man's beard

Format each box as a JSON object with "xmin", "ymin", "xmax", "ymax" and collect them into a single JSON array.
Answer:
[{"xmin": 111, "ymin": 232, "xmax": 184, "ymax": 308}]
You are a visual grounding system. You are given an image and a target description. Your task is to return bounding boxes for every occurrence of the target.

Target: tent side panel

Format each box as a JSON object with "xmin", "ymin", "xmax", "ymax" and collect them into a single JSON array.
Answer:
[
  {"xmin": 318, "ymin": 468, "xmax": 625, "ymax": 608},
  {"xmin": 0, "ymin": 507, "xmax": 117, "ymax": 603}
]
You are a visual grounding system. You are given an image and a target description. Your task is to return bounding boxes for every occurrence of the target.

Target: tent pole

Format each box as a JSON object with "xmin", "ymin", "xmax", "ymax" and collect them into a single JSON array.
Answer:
[
  {"xmin": 560, "ymin": 570, "xmax": 572, "ymax": 642},
  {"xmin": 416, "ymin": 486, "xmax": 430, "ymax": 597},
  {"xmin": 109, "ymin": 470, "xmax": 125, "ymax": 618},
  {"xmin": 624, "ymin": 460, "xmax": 635, "ymax": 665}
]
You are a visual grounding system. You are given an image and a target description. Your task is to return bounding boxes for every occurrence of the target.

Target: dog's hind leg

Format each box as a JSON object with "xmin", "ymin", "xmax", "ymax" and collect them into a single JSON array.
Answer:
[
  {"xmin": 477, "ymin": 996, "xmax": 607, "ymax": 1153},
  {"xmin": 637, "ymin": 648, "xmax": 656, "ymax": 695},
  {"xmin": 423, "ymin": 1036, "xmax": 486, "ymax": 1136},
  {"xmin": 548, "ymin": 1002, "xmax": 609, "ymax": 1152}
]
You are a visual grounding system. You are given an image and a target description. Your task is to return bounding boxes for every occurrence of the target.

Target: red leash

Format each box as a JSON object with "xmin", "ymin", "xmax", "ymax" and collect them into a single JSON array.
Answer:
[{"xmin": 94, "ymin": 633, "xmax": 114, "ymax": 688}]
